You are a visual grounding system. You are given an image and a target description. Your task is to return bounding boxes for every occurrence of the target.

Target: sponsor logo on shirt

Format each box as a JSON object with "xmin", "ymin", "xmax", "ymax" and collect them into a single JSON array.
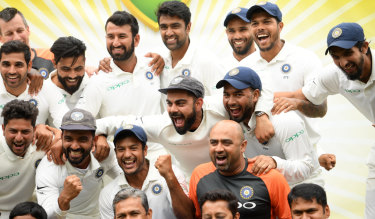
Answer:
[
  {"xmin": 107, "ymin": 80, "xmax": 130, "ymax": 91},
  {"xmin": 0, "ymin": 172, "xmax": 20, "ymax": 181},
  {"xmin": 344, "ymin": 89, "xmax": 361, "ymax": 93},
  {"xmin": 285, "ymin": 129, "xmax": 305, "ymax": 142},
  {"xmin": 0, "ymin": 104, "xmax": 4, "ymax": 109},
  {"xmin": 58, "ymin": 94, "xmax": 67, "ymax": 104},
  {"xmin": 152, "ymin": 183, "xmax": 162, "ymax": 195}
]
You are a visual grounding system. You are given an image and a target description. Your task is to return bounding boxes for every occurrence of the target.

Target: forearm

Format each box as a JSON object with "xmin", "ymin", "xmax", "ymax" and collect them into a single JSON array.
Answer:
[{"xmin": 296, "ymin": 99, "xmax": 327, "ymax": 118}]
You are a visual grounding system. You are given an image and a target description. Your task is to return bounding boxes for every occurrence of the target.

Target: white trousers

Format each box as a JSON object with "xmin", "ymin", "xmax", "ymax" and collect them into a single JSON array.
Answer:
[{"xmin": 365, "ymin": 143, "xmax": 375, "ymax": 219}]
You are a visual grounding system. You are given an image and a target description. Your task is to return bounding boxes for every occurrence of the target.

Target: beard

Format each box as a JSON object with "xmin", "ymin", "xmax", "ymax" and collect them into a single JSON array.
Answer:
[
  {"xmin": 230, "ymin": 38, "xmax": 253, "ymax": 55},
  {"xmin": 57, "ymin": 74, "xmax": 83, "ymax": 94},
  {"xmin": 108, "ymin": 38, "xmax": 135, "ymax": 61},
  {"xmin": 227, "ymin": 103, "xmax": 254, "ymax": 123},
  {"xmin": 163, "ymin": 35, "xmax": 187, "ymax": 51},
  {"xmin": 63, "ymin": 146, "xmax": 91, "ymax": 165},
  {"xmin": 341, "ymin": 55, "xmax": 364, "ymax": 81},
  {"xmin": 170, "ymin": 107, "xmax": 197, "ymax": 135}
]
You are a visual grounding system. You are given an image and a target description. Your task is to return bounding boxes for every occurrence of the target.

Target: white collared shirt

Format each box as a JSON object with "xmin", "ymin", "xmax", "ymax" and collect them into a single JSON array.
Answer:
[
  {"xmin": 99, "ymin": 161, "xmax": 187, "ymax": 219},
  {"xmin": 0, "ymin": 136, "xmax": 45, "ymax": 218},
  {"xmin": 35, "ymin": 143, "xmax": 121, "ymax": 219}
]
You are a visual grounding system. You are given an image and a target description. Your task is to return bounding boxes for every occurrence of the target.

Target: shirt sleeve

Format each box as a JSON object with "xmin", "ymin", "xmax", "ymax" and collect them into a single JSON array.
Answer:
[
  {"xmin": 99, "ymin": 184, "xmax": 115, "ymax": 219},
  {"xmin": 95, "ymin": 115, "xmax": 139, "ymax": 136},
  {"xmin": 188, "ymin": 168, "xmax": 201, "ymax": 218},
  {"xmin": 271, "ymin": 112, "xmax": 317, "ymax": 185},
  {"xmin": 35, "ymin": 157, "xmax": 66, "ymax": 218},
  {"xmin": 302, "ymin": 64, "xmax": 341, "ymax": 105}
]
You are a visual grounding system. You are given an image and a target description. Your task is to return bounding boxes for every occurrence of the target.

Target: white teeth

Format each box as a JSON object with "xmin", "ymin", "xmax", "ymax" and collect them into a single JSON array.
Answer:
[
  {"xmin": 70, "ymin": 151, "xmax": 81, "ymax": 155},
  {"xmin": 124, "ymin": 160, "xmax": 135, "ymax": 164},
  {"xmin": 258, "ymin": 34, "xmax": 268, "ymax": 37},
  {"xmin": 234, "ymin": 41, "xmax": 243, "ymax": 45}
]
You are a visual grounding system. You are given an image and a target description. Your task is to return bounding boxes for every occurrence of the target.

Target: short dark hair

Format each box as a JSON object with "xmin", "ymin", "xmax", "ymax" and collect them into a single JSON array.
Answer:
[
  {"xmin": 288, "ymin": 183, "xmax": 328, "ymax": 212},
  {"xmin": 105, "ymin": 11, "xmax": 139, "ymax": 37},
  {"xmin": 199, "ymin": 190, "xmax": 238, "ymax": 217},
  {"xmin": 156, "ymin": 1, "xmax": 191, "ymax": 27},
  {"xmin": 2, "ymin": 99, "xmax": 39, "ymax": 127},
  {"xmin": 113, "ymin": 188, "xmax": 149, "ymax": 215},
  {"xmin": 0, "ymin": 40, "xmax": 31, "ymax": 65},
  {"xmin": 114, "ymin": 131, "xmax": 146, "ymax": 149},
  {"xmin": 0, "ymin": 7, "xmax": 28, "ymax": 35},
  {"xmin": 9, "ymin": 202, "xmax": 47, "ymax": 219},
  {"xmin": 355, "ymin": 41, "xmax": 371, "ymax": 55},
  {"xmin": 50, "ymin": 36, "xmax": 86, "ymax": 65}
]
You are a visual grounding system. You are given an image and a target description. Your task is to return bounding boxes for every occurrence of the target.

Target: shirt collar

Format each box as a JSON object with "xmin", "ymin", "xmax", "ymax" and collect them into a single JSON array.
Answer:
[
  {"xmin": 66, "ymin": 152, "xmax": 100, "ymax": 176},
  {"xmin": 117, "ymin": 159, "xmax": 159, "ymax": 188}
]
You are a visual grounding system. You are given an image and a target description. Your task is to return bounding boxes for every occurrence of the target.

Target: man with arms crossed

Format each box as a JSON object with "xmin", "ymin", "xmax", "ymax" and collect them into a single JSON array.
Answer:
[
  {"xmin": 274, "ymin": 22, "xmax": 374, "ymax": 218},
  {"xmin": 189, "ymin": 120, "xmax": 291, "ymax": 219},
  {"xmin": 99, "ymin": 124, "xmax": 191, "ymax": 219},
  {"xmin": 0, "ymin": 100, "xmax": 46, "ymax": 218},
  {"xmin": 36, "ymin": 109, "xmax": 121, "ymax": 218}
]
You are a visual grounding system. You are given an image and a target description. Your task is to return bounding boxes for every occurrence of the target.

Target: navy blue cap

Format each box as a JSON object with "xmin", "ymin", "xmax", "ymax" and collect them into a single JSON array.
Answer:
[
  {"xmin": 224, "ymin": 7, "xmax": 249, "ymax": 27},
  {"xmin": 216, "ymin": 66, "xmax": 262, "ymax": 90},
  {"xmin": 113, "ymin": 124, "xmax": 147, "ymax": 146},
  {"xmin": 246, "ymin": 2, "xmax": 282, "ymax": 22},
  {"xmin": 325, "ymin": 22, "xmax": 365, "ymax": 55}
]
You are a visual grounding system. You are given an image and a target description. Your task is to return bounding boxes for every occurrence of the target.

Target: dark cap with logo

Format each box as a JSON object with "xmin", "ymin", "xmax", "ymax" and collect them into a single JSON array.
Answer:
[
  {"xmin": 159, "ymin": 75, "xmax": 205, "ymax": 98},
  {"xmin": 224, "ymin": 7, "xmax": 249, "ymax": 27},
  {"xmin": 60, "ymin": 108, "xmax": 96, "ymax": 131},
  {"xmin": 216, "ymin": 66, "xmax": 262, "ymax": 90},
  {"xmin": 113, "ymin": 124, "xmax": 147, "ymax": 146},
  {"xmin": 246, "ymin": 1, "xmax": 282, "ymax": 22},
  {"xmin": 325, "ymin": 22, "xmax": 365, "ymax": 55}
]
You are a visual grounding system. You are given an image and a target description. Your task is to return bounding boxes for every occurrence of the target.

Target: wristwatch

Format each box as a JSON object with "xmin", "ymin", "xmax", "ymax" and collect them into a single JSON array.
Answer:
[{"xmin": 255, "ymin": 111, "xmax": 266, "ymax": 117}]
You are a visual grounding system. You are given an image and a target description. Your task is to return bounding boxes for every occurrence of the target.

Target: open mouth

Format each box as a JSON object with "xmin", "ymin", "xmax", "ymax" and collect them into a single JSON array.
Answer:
[
  {"xmin": 122, "ymin": 159, "xmax": 136, "ymax": 169},
  {"xmin": 69, "ymin": 150, "xmax": 82, "ymax": 159},
  {"xmin": 216, "ymin": 154, "xmax": 227, "ymax": 166},
  {"xmin": 256, "ymin": 33, "xmax": 270, "ymax": 44},
  {"xmin": 229, "ymin": 106, "xmax": 241, "ymax": 118},
  {"xmin": 172, "ymin": 116, "xmax": 185, "ymax": 128}
]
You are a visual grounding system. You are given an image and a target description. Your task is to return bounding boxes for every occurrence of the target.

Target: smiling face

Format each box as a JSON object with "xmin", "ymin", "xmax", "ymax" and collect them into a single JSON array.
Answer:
[
  {"xmin": 159, "ymin": 15, "xmax": 190, "ymax": 51},
  {"xmin": 2, "ymin": 118, "xmax": 34, "ymax": 157},
  {"xmin": 62, "ymin": 130, "xmax": 94, "ymax": 169},
  {"xmin": 0, "ymin": 52, "xmax": 29, "ymax": 91},
  {"xmin": 115, "ymin": 197, "xmax": 152, "ymax": 219},
  {"xmin": 291, "ymin": 198, "xmax": 330, "ymax": 219},
  {"xmin": 209, "ymin": 120, "xmax": 246, "ymax": 176},
  {"xmin": 223, "ymin": 83, "xmax": 259, "ymax": 125},
  {"xmin": 0, "ymin": 14, "xmax": 30, "ymax": 46},
  {"xmin": 226, "ymin": 17, "xmax": 254, "ymax": 58},
  {"xmin": 329, "ymin": 44, "xmax": 368, "ymax": 81},
  {"xmin": 250, "ymin": 10, "xmax": 283, "ymax": 52},
  {"xmin": 54, "ymin": 55, "xmax": 85, "ymax": 94},
  {"xmin": 115, "ymin": 135, "xmax": 147, "ymax": 176},
  {"xmin": 106, "ymin": 22, "xmax": 139, "ymax": 61}
]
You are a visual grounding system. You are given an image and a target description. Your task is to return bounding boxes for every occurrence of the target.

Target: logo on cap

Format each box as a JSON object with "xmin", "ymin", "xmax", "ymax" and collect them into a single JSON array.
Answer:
[
  {"xmin": 152, "ymin": 183, "xmax": 162, "ymax": 195},
  {"xmin": 96, "ymin": 168, "xmax": 104, "ymax": 178},
  {"xmin": 71, "ymin": 111, "xmax": 84, "ymax": 121},
  {"xmin": 182, "ymin": 69, "xmax": 191, "ymax": 76},
  {"xmin": 257, "ymin": 1, "xmax": 267, "ymax": 5},
  {"xmin": 29, "ymin": 99, "xmax": 38, "ymax": 106},
  {"xmin": 281, "ymin": 64, "xmax": 291, "ymax": 73},
  {"xmin": 229, "ymin": 68, "xmax": 240, "ymax": 76},
  {"xmin": 145, "ymin": 71, "xmax": 153, "ymax": 80},
  {"xmin": 171, "ymin": 76, "xmax": 184, "ymax": 85},
  {"xmin": 123, "ymin": 124, "xmax": 134, "ymax": 130},
  {"xmin": 240, "ymin": 186, "xmax": 254, "ymax": 200},
  {"xmin": 231, "ymin": 7, "xmax": 241, "ymax": 14},
  {"xmin": 332, "ymin": 27, "xmax": 342, "ymax": 38},
  {"xmin": 39, "ymin": 68, "xmax": 49, "ymax": 79}
]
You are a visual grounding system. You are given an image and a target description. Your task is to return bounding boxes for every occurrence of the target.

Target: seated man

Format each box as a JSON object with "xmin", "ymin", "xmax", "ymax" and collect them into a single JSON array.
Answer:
[
  {"xmin": 189, "ymin": 120, "xmax": 291, "ymax": 219},
  {"xmin": 36, "ymin": 108, "xmax": 121, "ymax": 218},
  {"xmin": 113, "ymin": 188, "xmax": 152, "ymax": 219},
  {"xmin": 200, "ymin": 190, "xmax": 240, "ymax": 219},
  {"xmin": 9, "ymin": 202, "xmax": 47, "ymax": 219},
  {"xmin": 0, "ymin": 100, "xmax": 47, "ymax": 218},
  {"xmin": 288, "ymin": 183, "xmax": 330, "ymax": 219},
  {"xmin": 216, "ymin": 67, "xmax": 323, "ymax": 187},
  {"xmin": 99, "ymin": 124, "xmax": 192, "ymax": 218}
]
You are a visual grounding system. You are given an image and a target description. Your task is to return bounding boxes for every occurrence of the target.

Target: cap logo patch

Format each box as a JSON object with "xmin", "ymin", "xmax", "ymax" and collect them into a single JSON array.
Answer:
[
  {"xmin": 95, "ymin": 167, "xmax": 104, "ymax": 178},
  {"xmin": 240, "ymin": 186, "xmax": 254, "ymax": 200},
  {"xmin": 257, "ymin": 1, "xmax": 267, "ymax": 5},
  {"xmin": 229, "ymin": 68, "xmax": 240, "ymax": 76},
  {"xmin": 29, "ymin": 99, "xmax": 38, "ymax": 107},
  {"xmin": 231, "ymin": 7, "xmax": 241, "ymax": 14},
  {"xmin": 39, "ymin": 68, "xmax": 49, "ymax": 79},
  {"xmin": 281, "ymin": 64, "xmax": 291, "ymax": 73},
  {"xmin": 71, "ymin": 111, "xmax": 84, "ymax": 121},
  {"xmin": 152, "ymin": 183, "xmax": 162, "ymax": 195},
  {"xmin": 145, "ymin": 71, "xmax": 153, "ymax": 80},
  {"xmin": 171, "ymin": 77, "xmax": 184, "ymax": 85},
  {"xmin": 123, "ymin": 124, "xmax": 134, "ymax": 130},
  {"xmin": 182, "ymin": 69, "xmax": 191, "ymax": 76},
  {"xmin": 332, "ymin": 27, "xmax": 342, "ymax": 38}
]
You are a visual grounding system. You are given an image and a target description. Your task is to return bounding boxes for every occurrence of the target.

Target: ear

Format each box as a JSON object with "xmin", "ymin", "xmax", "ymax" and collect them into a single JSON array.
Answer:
[
  {"xmin": 147, "ymin": 208, "xmax": 153, "ymax": 218},
  {"xmin": 144, "ymin": 145, "xmax": 148, "ymax": 157},
  {"xmin": 278, "ymin": 21, "xmax": 284, "ymax": 31},
  {"xmin": 52, "ymin": 58, "xmax": 57, "ymax": 69},
  {"xmin": 234, "ymin": 212, "xmax": 240, "ymax": 219},
  {"xmin": 2, "ymin": 124, "xmax": 5, "ymax": 135},
  {"xmin": 92, "ymin": 135, "xmax": 98, "ymax": 152},
  {"xmin": 195, "ymin": 97, "xmax": 204, "ymax": 110},
  {"xmin": 253, "ymin": 89, "xmax": 260, "ymax": 103},
  {"xmin": 361, "ymin": 41, "xmax": 369, "ymax": 54},
  {"xmin": 325, "ymin": 205, "xmax": 330, "ymax": 218},
  {"xmin": 134, "ymin": 34, "xmax": 140, "ymax": 48},
  {"xmin": 240, "ymin": 139, "xmax": 247, "ymax": 153},
  {"xmin": 186, "ymin": 22, "xmax": 192, "ymax": 34}
]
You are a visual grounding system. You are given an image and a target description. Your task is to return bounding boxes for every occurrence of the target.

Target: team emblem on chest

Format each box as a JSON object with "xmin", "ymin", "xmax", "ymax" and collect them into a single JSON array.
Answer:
[
  {"xmin": 281, "ymin": 64, "xmax": 291, "ymax": 73},
  {"xmin": 95, "ymin": 167, "xmax": 104, "ymax": 178},
  {"xmin": 240, "ymin": 186, "xmax": 254, "ymax": 200},
  {"xmin": 35, "ymin": 159, "xmax": 42, "ymax": 169},
  {"xmin": 39, "ymin": 68, "xmax": 49, "ymax": 79},
  {"xmin": 29, "ymin": 99, "xmax": 38, "ymax": 107},
  {"xmin": 145, "ymin": 71, "xmax": 154, "ymax": 80},
  {"xmin": 182, "ymin": 69, "xmax": 191, "ymax": 76},
  {"xmin": 152, "ymin": 183, "xmax": 162, "ymax": 195}
]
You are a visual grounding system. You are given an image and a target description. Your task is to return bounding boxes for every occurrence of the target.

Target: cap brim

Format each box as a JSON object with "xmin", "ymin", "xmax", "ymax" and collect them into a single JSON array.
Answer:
[
  {"xmin": 224, "ymin": 14, "xmax": 249, "ymax": 26},
  {"xmin": 325, "ymin": 40, "xmax": 357, "ymax": 55},
  {"xmin": 60, "ymin": 124, "xmax": 96, "ymax": 131},
  {"xmin": 216, "ymin": 79, "xmax": 250, "ymax": 89},
  {"xmin": 159, "ymin": 87, "xmax": 189, "ymax": 95},
  {"xmin": 113, "ymin": 129, "xmax": 145, "ymax": 145}
]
